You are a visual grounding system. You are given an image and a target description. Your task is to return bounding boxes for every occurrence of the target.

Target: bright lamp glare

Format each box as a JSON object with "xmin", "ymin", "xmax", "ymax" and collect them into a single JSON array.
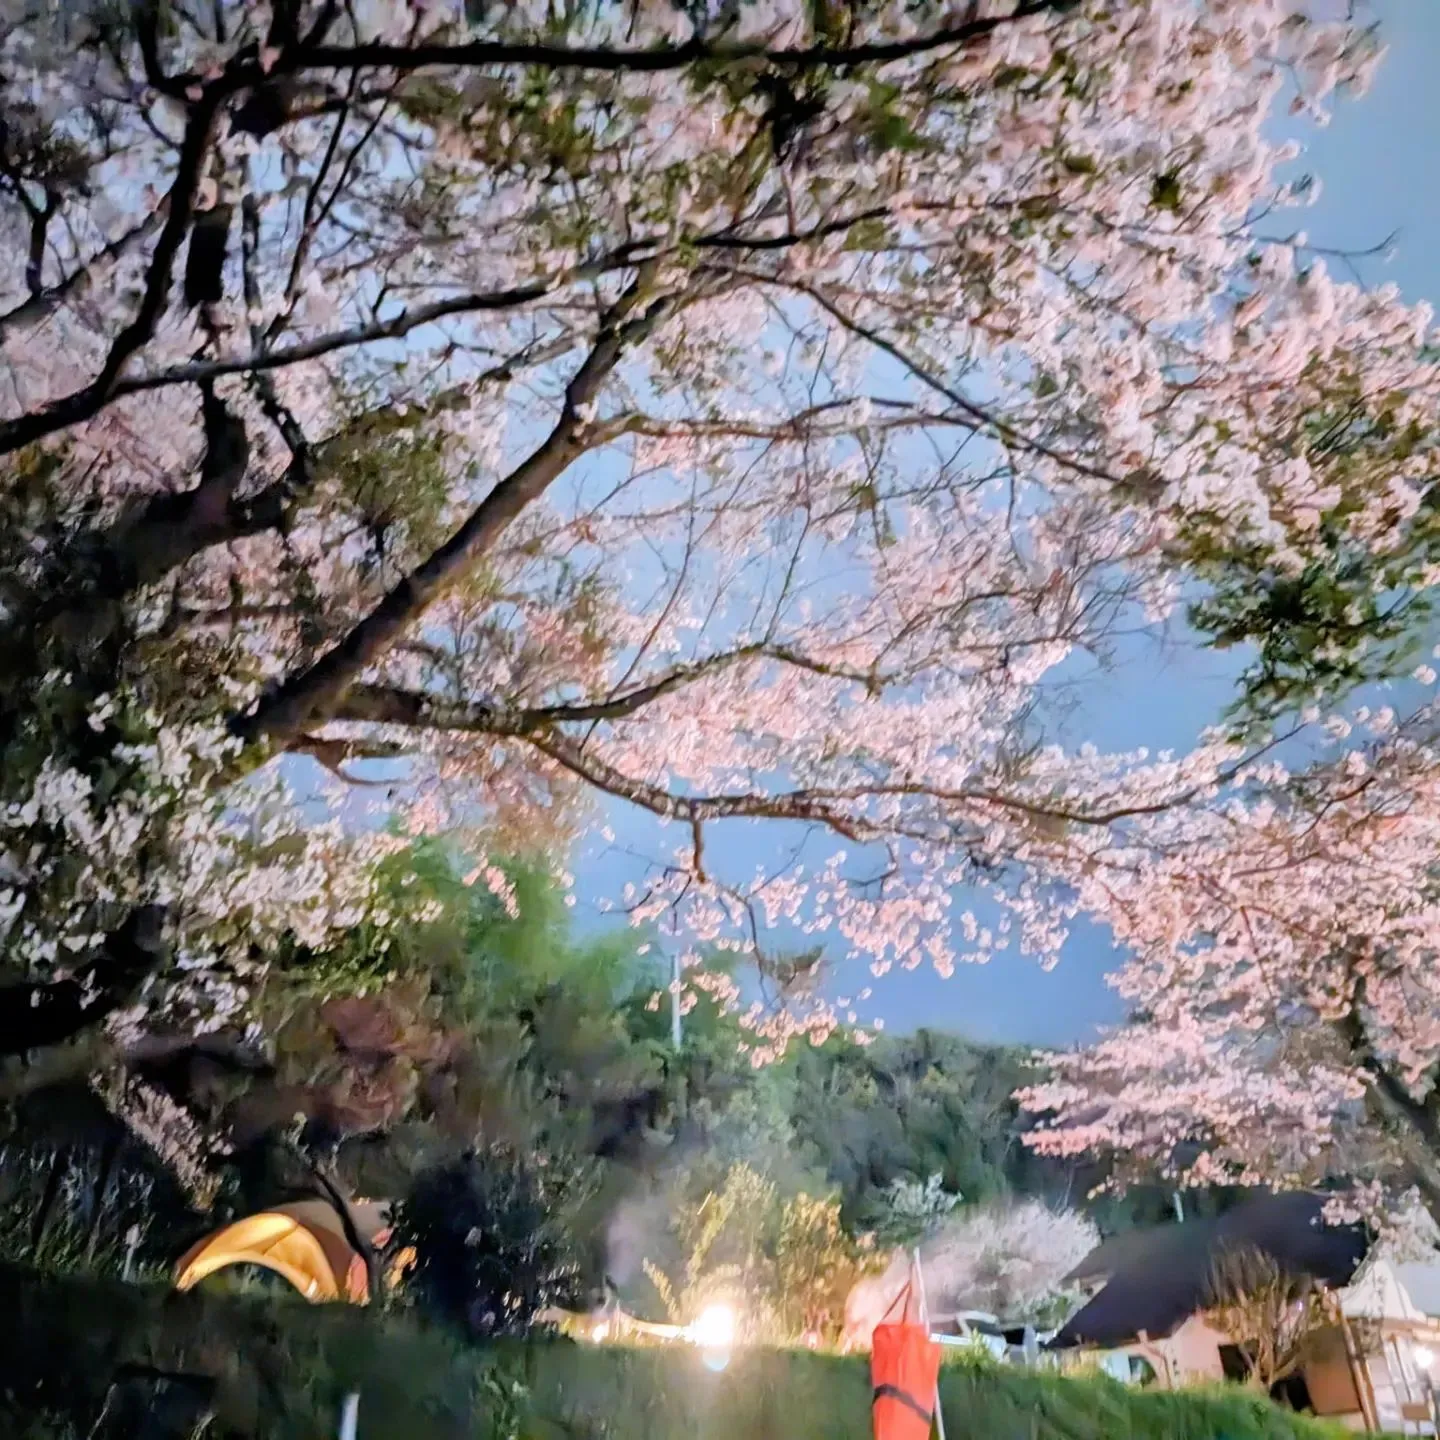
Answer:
[
  {"xmin": 689, "ymin": 1303, "xmax": 737, "ymax": 1351},
  {"xmin": 1416, "ymin": 1345, "xmax": 1435, "ymax": 1370}
]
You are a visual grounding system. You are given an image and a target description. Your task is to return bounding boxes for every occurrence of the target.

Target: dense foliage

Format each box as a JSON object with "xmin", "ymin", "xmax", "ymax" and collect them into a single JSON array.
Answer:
[
  {"xmin": 390, "ymin": 1141, "xmax": 594, "ymax": 1339},
  {"xmin": 6, "ymin": 1, "xmax": 1440, "ymax": 1414},
  {"xmin": 0, "ymin": 839, "xmax": 1249, "ymax": 1321}
]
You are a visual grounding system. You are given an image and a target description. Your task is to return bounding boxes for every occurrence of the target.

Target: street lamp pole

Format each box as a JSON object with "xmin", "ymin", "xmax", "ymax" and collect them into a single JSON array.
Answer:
[
  {"xmin": 670, "ymin": 949, "xmax": 682, "ymax": 1051},
  {"xmin": 670, "ymin": 950, "xmax": 688, "ymax": 1122}
]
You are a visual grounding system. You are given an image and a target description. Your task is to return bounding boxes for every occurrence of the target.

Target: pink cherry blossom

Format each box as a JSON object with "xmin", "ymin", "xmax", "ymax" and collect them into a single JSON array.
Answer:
[{"xmin": 0, "ymin": 1, "xmax": 1433, "ymax": 1088}]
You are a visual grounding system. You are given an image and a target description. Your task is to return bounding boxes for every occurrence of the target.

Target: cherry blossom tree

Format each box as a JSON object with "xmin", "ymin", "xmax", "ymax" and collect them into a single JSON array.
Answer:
[
  {"xmin": 842, "ymin": 1197, "xmax": 1098, "ymax": 1347},
  {"xmin": 1019, "ymin": 697, "xmax": 1440, "ymax": 1226},
  {"xmin": 1, "ymin": 0, "xmax": 1435, "ymax": 1078}
]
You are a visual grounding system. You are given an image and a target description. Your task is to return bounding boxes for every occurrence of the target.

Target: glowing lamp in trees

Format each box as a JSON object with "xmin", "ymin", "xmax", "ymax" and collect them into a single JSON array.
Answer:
[{"xmin": 689, "ymin": 1302, "xmax": 738, "ymax": 1371}]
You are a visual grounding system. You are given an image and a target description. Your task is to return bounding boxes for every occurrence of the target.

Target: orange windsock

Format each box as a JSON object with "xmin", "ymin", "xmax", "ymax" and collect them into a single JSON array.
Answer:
[{"xmin": 871, "ymin": 1321, "xmax": 941, "ymax": 1440}]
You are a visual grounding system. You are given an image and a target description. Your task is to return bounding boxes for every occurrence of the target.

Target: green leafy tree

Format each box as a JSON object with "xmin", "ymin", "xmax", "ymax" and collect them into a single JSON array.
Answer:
[
  {"xmin": 643, "ymin": 1161, "xmax": 882, "ymax": 1346},
  {"xmin": 644, "ymin": 1162, "xmax": 780, "ymax": 1337},
  {"xmin": 1187, "ymin": 373, "xmax": 1440, "ymax": 730},
  {"xmin": 786, "ymin": 1031, "xmax": 1037, "ymax": 1227},
  {"xmin": 871, "ymin": 1173, "xmax": 964, "ymax": 1250},
  {"xmin": 774, "ymin": 1190, "xmax": 883, "ymax": 1345}
]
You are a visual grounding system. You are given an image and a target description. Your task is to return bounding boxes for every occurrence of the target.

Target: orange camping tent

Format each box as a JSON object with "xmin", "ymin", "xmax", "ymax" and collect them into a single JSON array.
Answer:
[{"xmin": 173, "ymin": 1198, "xmax": 391, "ymax": 1303}]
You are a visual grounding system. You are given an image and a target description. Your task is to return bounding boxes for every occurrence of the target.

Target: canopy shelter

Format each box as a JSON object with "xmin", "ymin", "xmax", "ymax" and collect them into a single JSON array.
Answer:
[{"xmin": 174, "ymin": 1198, "xmax": 389, "ymax": 1303}]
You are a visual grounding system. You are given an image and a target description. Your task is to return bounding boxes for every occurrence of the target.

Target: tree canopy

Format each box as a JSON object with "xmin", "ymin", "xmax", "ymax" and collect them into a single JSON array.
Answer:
[
  {"xmin": 3, "ymin": 0, "xmax": 1440, "ymax": 1229},
  {"xmin": 1018, "ymin": 711, "xmax": 1440, "ymax": 1227}
]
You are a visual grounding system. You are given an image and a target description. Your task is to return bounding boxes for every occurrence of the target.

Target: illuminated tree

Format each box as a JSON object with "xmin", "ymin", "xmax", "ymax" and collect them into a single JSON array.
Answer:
[
  {"xmin": 2, "ymin": 0, "xmax": 1431, "ymax": 1077},
  {"xmin": 1021, "ymin": 702, "xmax": 1440, "ymax": 1225}
]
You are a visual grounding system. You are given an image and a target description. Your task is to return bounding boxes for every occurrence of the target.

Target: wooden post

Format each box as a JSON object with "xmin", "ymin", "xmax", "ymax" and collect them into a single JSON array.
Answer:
[{"xmin": 1335, "ymin": 1295, "xmax": 1380, "ymax": 1434}]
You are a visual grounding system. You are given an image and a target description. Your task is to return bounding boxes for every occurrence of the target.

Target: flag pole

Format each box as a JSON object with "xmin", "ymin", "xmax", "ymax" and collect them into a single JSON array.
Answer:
[{"xmin": 911, "ymin": 1249, "xmax": 947, "ymax": 1440}]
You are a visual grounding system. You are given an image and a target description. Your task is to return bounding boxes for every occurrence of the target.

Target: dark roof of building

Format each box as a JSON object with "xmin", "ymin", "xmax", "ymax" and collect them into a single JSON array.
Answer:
[
  {"xmin": 1049, "ymin": 1191, "xmax": 1367, "ymax": 1351},
  {"xmin": 1064, "ymin": 1225, "xmax": 1193, "ymax": 1288}
]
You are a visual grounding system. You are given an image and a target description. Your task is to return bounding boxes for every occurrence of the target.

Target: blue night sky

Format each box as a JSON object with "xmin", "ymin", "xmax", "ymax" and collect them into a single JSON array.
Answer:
[{"xmin": 558, "ymin": 1, "xmax": 1440, "ymax": 1051}]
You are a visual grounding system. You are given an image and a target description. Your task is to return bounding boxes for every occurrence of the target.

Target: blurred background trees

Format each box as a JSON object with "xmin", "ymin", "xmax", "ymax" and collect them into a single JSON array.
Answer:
[{"xmin": 0, "ymin": 841, "xmax": 1235, "ymax": 1345}]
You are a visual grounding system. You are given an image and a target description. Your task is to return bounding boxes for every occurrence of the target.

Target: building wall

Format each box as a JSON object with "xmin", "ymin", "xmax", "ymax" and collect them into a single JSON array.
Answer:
[
  {"xmin": 1338, "ymin": 1260, "xmax": 1440, "ymax": 1434},
  {"xmin": 1105, "ymin": 1315, "xmax": 1229, "ymax": 1389},
  {"xmin": 1360, "ymin": 1327, "xmax": 1437, "ymax": 1435},
  {"xmin": 1066, "ymin": 1257, "xmax": 1440, "ymax": 1435},
  {"xmin": 1343, "ymin": 1259, "xmax": 1425, "ymax": 1324},
  {"xmin": 1300, "ymin": 1324, "xmax": 1363, "ymax": 1419},
  {"xmin": 1161, "ymin": 1314, "xmax": 1230, "ymax": 1385}
]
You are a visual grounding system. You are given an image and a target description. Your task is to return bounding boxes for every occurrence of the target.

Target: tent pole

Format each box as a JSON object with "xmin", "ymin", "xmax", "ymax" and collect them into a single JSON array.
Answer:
[{"xmin": 912, "ymin": 1248, "xmax": 947, "ymax": 1440}]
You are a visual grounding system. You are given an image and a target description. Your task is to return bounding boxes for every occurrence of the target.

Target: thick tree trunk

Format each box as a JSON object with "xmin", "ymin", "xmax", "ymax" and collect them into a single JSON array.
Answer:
[
  {"xmin": 1361, "ymin": 1073, "xmax": 1440, "ymax": 1227},
  {"xmin": 308, "ymin": 1162, "xmax": 378, "ymax": 1305},
  {"xmin": 236, "ymin": 269, "xmax": 676, "ymax": 748},
  {"xmin": 1338, "ymin": 1007, "xmax": 1440, "ymax": 1226}
]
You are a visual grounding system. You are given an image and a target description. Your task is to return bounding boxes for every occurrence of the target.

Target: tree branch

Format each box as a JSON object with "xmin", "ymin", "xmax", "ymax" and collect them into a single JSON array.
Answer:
[
  {"xmin": 0, "ymin": 209, "xmax": 164, "ymax": 347},
  {"xmin": 292, "ymin": 2, "xmax": 1068, "ymax": 79},
  {"xmin": 690, "ymin": 205, "xmax": 896, "ymax": 254},
  {"xmin": 0, "ymin": 0, "xmax": 1071, "ymax": 458},
  {"xmin": 524, "ymin": 729, "xmax": 876, "ymax": 842},
  {"xmin": 0, "ymin": 906, "xmax": 168, "ymax": 1058},
  {"xmin": 326, "ymin": 649, "xmax": 1265, "ymax": 835},
  {"xmin": 292, "ymin": 733, "xmax": 408, "ymax": 783},
  {"xmin": 754, "ymin": 274, "xmax": 1124, "ymax": 487},
  {"xmin": 233, "ymin": 265, "xmax": 680, "ymax": 747},
  {"xmin": 105, "ymin": 279, "xmax": 559, "ymax": 398},
  {"xmin": 519, "ymin": 646, "xmax": 771, "ymax": 723},
  {"xmin": 22, "ymin": 382, "xmax": 251, "ymax": 642},
  {"xmin": 1338, "ymin": 1002, "xmax": 1440, "ymax": 1222},
  {"xmin": 306, "ymin": 1158, "xmax": 379, "ymax": 1303},
  {"xmin": 0, "ymin": 87, "xmax": 226, "ymax": 457},
  {"xmin": 105, "ymin": 385, "xmax": 249, "ymax": 587},
  {"xmin": 329, "ymin": 638, "xmax": 881, "ymax": 734},
  {"xmin": 0, "ymin": 114, "xmax": 58, "ymax": 299}
]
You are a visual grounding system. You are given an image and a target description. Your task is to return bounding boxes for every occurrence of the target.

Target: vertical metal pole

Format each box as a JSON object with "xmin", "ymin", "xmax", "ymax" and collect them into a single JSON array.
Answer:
[
  {"xmin": 670, "ymin": 950, "xmax": 682, "ymax": 1052},
  {"xmin": 1173, "ymin": 1192, "xmax": 1184, "ymax": 1224},
  {"xmin": 912, "ymin": 1249, "xmax": 948, "ymax": 1440},
  {"xmin": 338, "ymin": 1392, "xmax": 359, "ymax": 1440}
]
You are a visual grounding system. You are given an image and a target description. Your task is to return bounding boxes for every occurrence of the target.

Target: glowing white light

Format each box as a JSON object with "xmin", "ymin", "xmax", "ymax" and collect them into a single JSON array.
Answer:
[
  {"xmin": 1416, "ymin": 1345, "xmax": 1435, "ymax": 1370},
  {"xmin": 689, "ymin": 1303, "xmax": 737, "ymax": 1351}
]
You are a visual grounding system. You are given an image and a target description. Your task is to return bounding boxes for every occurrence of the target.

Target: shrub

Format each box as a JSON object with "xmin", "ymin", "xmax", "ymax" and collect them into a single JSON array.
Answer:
[
  {"xmin": 642, "ymin": 1162, "xmax": 882, "ymax": 1346},
  {"xmin": 390, "ymin": 1141, "xmax": 593, "ymax": 1339}
]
